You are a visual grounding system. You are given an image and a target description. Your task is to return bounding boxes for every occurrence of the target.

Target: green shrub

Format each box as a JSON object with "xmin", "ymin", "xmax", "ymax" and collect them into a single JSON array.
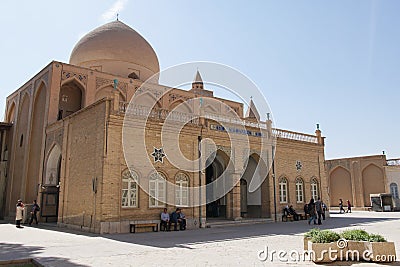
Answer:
[
  {"xmin": 304, "ymin": 228, "xmax": 321, "ymax": 238},
  {"xmin": 368, "ymin": 234, "xmax": 386, "ymax": 242},
  {"xmin": 311, "ymin": 230, "xmax": 341, "ymax": 243},
  {"xmin": 340, "ymin": 229, "xmax": 369, "ymax": 241}
]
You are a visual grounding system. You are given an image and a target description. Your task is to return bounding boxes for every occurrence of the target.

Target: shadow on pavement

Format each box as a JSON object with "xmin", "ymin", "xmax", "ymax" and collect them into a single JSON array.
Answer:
[
  {"xmin": 102, "ymin": 215, "xmax": 399, "ymax": 249},
  {"xmin": 0, "ymin": 243, "xmax": 89, "ymax": 267}
]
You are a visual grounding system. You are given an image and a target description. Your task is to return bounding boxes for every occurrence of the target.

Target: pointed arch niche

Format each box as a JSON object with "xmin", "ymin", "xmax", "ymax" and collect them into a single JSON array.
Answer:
[
  {"xmin": 44, "ymin": 144, "xmax": 62, "ymax": 185},
  {"xmin": 58, "ymin": 80, "xmax": 84, "ymax": 120}
]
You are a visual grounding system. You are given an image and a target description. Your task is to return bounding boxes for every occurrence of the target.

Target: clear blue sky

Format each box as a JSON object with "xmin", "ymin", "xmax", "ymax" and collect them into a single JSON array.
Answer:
[{"xmin": 0, "ymin": 0, "xmax": 399, "ymax": 160}]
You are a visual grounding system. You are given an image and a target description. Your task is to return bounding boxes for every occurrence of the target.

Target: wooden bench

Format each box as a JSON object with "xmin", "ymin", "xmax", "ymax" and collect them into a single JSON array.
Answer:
[
  {"xmin": 282, "ymin": 214, "xmax": 293, "ymax": 222},
  {"xmin": 300, "ymin": 213, "xmax": 310, "ymax": 220},
  {"xmin": 130, "ymin": 223, "xmax": 158, "ymax": 233}
]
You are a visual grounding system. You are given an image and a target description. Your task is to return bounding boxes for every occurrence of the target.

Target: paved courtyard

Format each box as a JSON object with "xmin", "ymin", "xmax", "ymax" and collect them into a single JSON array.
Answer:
[{"xmin": 0, "ymin": 211, "xmax": 399, "ymax": 266}]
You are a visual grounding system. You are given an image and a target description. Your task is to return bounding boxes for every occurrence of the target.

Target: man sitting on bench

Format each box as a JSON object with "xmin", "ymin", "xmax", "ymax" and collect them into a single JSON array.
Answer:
[
  {"xmin": 160, "ymin": 208, "xmax": 170, "ymax": 231},
  {"xmin": 179, "ymin": 208, "xmax": 187, "ymax": 230},
  {"xmin": 170, "ymin": 208, "xmax": 183, "ymax": 231}
]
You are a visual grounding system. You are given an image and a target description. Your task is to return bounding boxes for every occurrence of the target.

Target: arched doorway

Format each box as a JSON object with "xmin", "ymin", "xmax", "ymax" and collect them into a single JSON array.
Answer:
[
  {"xmin": 240, "ymin": 154, "xmax": 268, "ymax": 218},
  {"xmin": 362, "ymin": 164, "xmax": 385, "ymax": 206},
  {"xmin": 329, "ymin": 167, "xmax": 352, "ymax": 207},
  {"xmin": 205, "ymin": 150, "xmax": 231, "ymax": 218},
  {"xmin": 58, "ymin": 80, "xmax": 83, "ymax": 120},
  {"xmin": 41, "ymin": 145, "xmax": 62, "ymax": 222}
]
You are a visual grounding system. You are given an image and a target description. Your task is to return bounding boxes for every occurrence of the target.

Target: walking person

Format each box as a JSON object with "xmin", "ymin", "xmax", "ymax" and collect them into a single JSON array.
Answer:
[
  {"xmin": 307, "ymin": 198, "xmax": 317, "ymax": 225},
  {"xmin": 346, "ymin": 199, "xmax": 352, "ymax": 213},
  {"xmin": 339, "ymin": 199, "xmax": 346, "ymax": 214},
  {"xmin": 315, "ymin": 197, "xmax": 323, "ymax": 225},
  {"xmin": 321, "ymin": 201, "xmax": 327, "ymax": 220},
  {"xmin": 29, "ymin": 200, "xmax": 40, "ymax": 226},
  {"xmin": 15, "ymin": 199, "xmax": 25, "ymax": 228}
]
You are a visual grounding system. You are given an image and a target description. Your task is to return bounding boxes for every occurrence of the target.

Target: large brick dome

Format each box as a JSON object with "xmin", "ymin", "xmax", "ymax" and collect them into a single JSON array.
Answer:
[{"xmin": 69, "ymin": 20, "xmax": 159, "ymax": 81}]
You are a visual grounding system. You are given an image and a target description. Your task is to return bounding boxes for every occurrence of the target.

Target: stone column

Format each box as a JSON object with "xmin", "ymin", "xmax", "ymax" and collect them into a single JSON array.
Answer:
[{"xmin": 232, "ymin": 173, "xmax": 242, "ymax": 220}]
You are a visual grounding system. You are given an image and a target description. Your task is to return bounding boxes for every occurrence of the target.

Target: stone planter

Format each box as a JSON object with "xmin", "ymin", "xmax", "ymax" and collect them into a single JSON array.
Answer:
[
  {"xmin": 308, "ymin": 241, "xmax": 348, "ymax": 263},
  {"xmin": 369, "ymin": 242, "xmax": 396, "ymax": 263},
  {"xmin": 341, "ymin": 241, "xmax": 369, "ymax": 261},
  {"xmin": 303, "ymin": 237, "xmax": 311, "ymax": 250},
  {"xmin": 307, "ymin": 240, "xmax": 396, "ymax": 263}
]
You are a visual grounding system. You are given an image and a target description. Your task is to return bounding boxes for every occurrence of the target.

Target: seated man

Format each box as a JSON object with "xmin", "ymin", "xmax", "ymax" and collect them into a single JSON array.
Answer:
[
  {"xmin": 170, "ymin": 208, "xmax": 182, "ymax": 231},
  {"xmin": 283, "ymin": 205, "xmax": 290, "ymax": 216},
  {"xmin": 179, "ymin": 208, "xmax": 187, "ymax": 230},
  {"xmin": 160, "ymin": 208, "xmax": 170, "ymax": 231},
  {"xmin": 288, "ymin": 205, "xmax": 299, "ymax": 221}
]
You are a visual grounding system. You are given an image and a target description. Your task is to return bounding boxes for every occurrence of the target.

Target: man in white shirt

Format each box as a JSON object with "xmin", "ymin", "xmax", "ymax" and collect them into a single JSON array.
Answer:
[{"xmin": 160, "ymin": 208, "xmax": 170, "ymax": 231}]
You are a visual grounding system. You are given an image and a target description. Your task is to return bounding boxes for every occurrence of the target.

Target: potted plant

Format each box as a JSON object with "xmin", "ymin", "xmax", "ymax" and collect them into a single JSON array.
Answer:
[
  {"xmin": 305, "ymin": 228, "xmax": 397, "ymax": 263},
  {"xmin": 303, "ymin": 228, "xmax": 320, "ymax": 250},
  {"xmin": 308, "ymin": 230, "xmax": 342, "ymax": 263},
  {"xmin": 368, "ymin": 234, "xmax": 396, "ymax": 263},
  {"xmin": 339, "ymin": 229, "xmax": 370, "ymax": 260}
]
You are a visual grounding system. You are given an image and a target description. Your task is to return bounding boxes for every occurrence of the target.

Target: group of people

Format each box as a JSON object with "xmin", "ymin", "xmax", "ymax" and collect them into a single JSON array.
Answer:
[
  {"xmin": 160, "ymin": 208, "xmax": 187, "ymax": 231},
  {"xmin": 15, "ymin": 199, "xmax": 40, "ymax": 228},
  {"xmin": 339, "ymin": 198, "xmax": 352, "ymax": 213},
  {"xmin": 283, "ymin": 205, "xmax": 300, "ymax": 221},
  {"xmin": 304, "ymin": 197, "xmax": 327, "ymax": 225}
]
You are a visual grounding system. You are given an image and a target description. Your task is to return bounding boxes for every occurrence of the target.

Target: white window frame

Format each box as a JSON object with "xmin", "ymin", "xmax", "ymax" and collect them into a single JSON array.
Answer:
[
  {"xmin": 295, "ymin": 178, "xmax": 304, "ymax": 203},
  {"xmin": 175, "ymin": 173, "xmax": 189, "ymax": 206},
  {"xmin": 149, "ymin": 172, "xmax": 166, "ymax": 207},
  {"xmin": 390, "ymin": 183, "xmax": 399, "ymax": 199},
  {"xmin": 121, "ymin": 169, "xmax": 138, "ymax": 208},
  {"xmin": 311, "ymin": 178, "xmax": 319, "ymax": 200},
  {"xmin": 279, "ymin": 178, "xmax": 288, "ymax": 203}
]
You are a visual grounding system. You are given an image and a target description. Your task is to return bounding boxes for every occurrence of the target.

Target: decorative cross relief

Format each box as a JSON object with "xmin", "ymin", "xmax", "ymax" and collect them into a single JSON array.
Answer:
[
  {"xmin": 296, "ymin": 160, "xmax": 303, "ymax": 171},
  {"xmin": 151, "ymin": 147, "xmax": 165, "ymax": 163}
]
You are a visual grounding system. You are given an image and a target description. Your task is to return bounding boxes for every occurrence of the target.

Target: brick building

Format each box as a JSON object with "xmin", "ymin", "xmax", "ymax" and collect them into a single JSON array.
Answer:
[{"xmin": 0, "ymin": 20, "xmax": 328, "ymax": 233}]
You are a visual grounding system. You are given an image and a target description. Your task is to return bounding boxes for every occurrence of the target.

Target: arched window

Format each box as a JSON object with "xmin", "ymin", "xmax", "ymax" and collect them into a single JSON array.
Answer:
[
  {"xmin": 390, "ymin": 183, "xmax": 399, "ymax": 199},
  {"xmin": 295, "ymin": 178, "xmax": 304, "ymax": 203},
  {"xmin": 149, "ymin": 172, "xmax": 166, "ymax": 207},
  {"xmin": 279, "ymin": 177, "xmax": 288, "ymax": 203},
  {"xmin": 122, "ymin": 169, "xmax": 138, "ymax": 207},
  {"xmin": 175, "ymin": 173, "xmax": 189, "ymax": 206},
  {"xmin": 311, "ymin": 178, "xmax": 319, "ymax": 200}
]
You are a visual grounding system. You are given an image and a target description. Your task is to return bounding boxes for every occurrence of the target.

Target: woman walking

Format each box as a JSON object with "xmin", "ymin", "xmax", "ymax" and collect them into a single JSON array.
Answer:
[
  {"xmin": 16, "ymin": 199, "xmax": 25, "ymax": 228},
  {"xmin": 346, "ymin": 199, "xmax": 352, "ymax": 213}
]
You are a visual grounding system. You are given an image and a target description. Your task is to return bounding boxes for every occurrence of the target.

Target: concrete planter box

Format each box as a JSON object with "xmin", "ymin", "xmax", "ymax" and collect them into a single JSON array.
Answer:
[
  {"xmin": 307, "ymin": 240, "xmax": 396, "ymax": 263},
  {"xmin": 345, "ymin": 241, "xmax": 369, "ymax": 261},
  {"xmin": 303, "ymin": 237, "xmax": 311, "ymax": 250},
  {"xmin": 369, "ymin": 242, "xmax": 396, "ymax": 262},
  {"xmin": 308, "ymin": 241, "xmax": 347, "ymax": 263}
]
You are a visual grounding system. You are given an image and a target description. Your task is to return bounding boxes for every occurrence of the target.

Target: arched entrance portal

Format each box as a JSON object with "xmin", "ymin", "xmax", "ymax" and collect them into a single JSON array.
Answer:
[
  {"xmin": 205, "ymin": 150, "xmax": 231, "ymax": 218},
  {"xmin": 41, "ymin": 145, "xmax": 62, "ymax": 222},
  {"xmin": 241, "ymin": 154, "xmax": 270, "ymax": 218}
]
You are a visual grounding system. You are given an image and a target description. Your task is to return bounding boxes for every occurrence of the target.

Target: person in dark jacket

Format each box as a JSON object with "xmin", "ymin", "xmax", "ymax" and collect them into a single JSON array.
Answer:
[
  {"xmin": 29, "ymin": 200, "xmax": 40, "ymax": 226},
  {"xmin": 339, "ymin": 199, "xmax": 346, "ymax": 214},
  {"xmin": 308, "ymin": 198, "xmax": 317, "ymax": 225},
  {"xmin": 170, "ymin": 208, "xmax": 182, "ymax": 231},
  {"xmin": 315, "ymin": 198, "xmax": 323, "ymax": 225},
  {"xmin": 346, "ymin": 200, "xmax": 352, "ymax": 213}
]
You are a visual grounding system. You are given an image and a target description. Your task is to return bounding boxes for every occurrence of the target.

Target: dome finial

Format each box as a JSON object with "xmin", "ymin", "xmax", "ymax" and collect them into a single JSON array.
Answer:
[{"xmin": 116, "ymin": 13, "xmax": 119, "ymax": 21}]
